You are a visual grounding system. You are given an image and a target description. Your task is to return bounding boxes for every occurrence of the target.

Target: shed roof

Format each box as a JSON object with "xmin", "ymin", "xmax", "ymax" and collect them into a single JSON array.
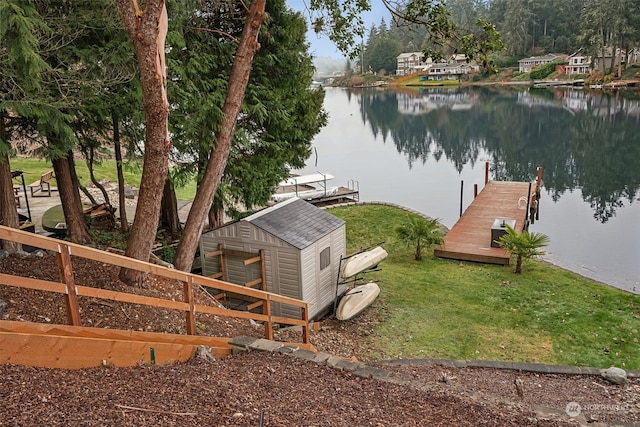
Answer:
[{"xmin": 243, "ymin": 197, "xmax": 345, "ymax": 250}]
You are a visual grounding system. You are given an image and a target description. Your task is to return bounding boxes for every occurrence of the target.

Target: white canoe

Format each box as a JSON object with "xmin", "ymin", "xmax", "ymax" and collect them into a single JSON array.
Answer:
[
  {"xmin": 336, "ymin": 282, "xmax": 380, "ymax": 321},
  {"xmin": 341, "ymin": 246, "xmax": 388, "ymax": 278}
]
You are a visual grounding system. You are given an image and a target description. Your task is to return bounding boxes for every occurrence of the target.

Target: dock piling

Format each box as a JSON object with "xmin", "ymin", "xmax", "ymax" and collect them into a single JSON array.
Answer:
[{"xmin": 459, "ymin": 180, "xmax": 464, "ymax": 217}]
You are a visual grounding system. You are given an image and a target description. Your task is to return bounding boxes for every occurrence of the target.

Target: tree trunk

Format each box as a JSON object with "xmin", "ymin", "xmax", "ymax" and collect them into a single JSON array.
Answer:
[
  {"xmin": 112, "ymin": 110, "xmax": 129, "ymax": 232},
  {"xmin": 0, "ymin": 111, "xmax": 20, "ymax": 250},
  {"xmin": 207, "ymin": 194, "xmax": 225, "ymax": 229},
  {"xmin": 0, "ymin": 152, "xmax": 22, "ymax": 252},
  {"xmin": 160, "ymin": 178, "xmax": 180, "ymax": 237},
  {"xmin": 173, "ymin": 0, "xmax": 267, "ymax": 272},
  {"xmin": 87, "ymin": 146, "xmax": 111, "ymax": 205},
  {"xmin": 116, "ymin": 0, "xmax": 171, "ymax": 284},
  {"xmin": 67, "ymin": 154, "xmax": 85, "ymax": 214},
  {"xmin": 208, "ymin": 208, "xmax": 224, "ymax": 230},
  {"xmin": 515, "ymin": 255, "xmax": 523, "ymax": 274},
  {"xmin": 52, "ymin": 153, "xmax": 92, "ymax": 244},
  {"xmin": 617, "ymin": 34, "xmax": 624, "ymax": 79},
  {"xmin": 79, "ymin": 185, "xmax": 98, "ymax": 205},
  {"xmin": 414, "ymin": 240, "xmax": 422, "ymax": 260}
]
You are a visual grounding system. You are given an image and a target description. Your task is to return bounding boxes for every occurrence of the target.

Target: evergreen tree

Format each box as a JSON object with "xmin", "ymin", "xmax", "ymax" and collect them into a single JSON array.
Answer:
[
  {"xmin": 169, "ymin": 0, "xmax": 326, "ymax": 229},
  {"xmin": 363, "ymin": 24, "xmax": 380, "ymax": 72},
  {"xmin": 502, "ymin": 0, "xmax": 532, "ymax": 55},
  {"xmin": 369, "ymin": 38, "xmax": 402, "ymax": 75},
  {"xmin": 0, "ymin": 0, "xmax": 50, "ymax": 247},
  {"xmin": 2, "ymin": 1, "xmax": 130, "ymax": 244}
]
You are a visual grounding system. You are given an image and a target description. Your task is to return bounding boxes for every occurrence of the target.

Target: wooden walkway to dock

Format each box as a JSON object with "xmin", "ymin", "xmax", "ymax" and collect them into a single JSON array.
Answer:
[{"xmin": 434, "ymin": 180, "xmax": 534, "ymax": 265}]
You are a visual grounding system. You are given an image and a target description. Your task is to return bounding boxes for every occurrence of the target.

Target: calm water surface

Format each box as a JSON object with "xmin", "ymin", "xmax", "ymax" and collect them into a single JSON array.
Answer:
[{"xmin": 295, "ymin": 86, "xmax": 640, "ymax": 294}]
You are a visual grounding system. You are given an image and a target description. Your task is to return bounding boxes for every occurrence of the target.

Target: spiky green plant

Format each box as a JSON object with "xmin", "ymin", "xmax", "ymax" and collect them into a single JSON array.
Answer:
[
  {"xmin": 497, "ymin": 225, "xmax": 549, "ymax": 273},
  {"xmin": 395, "ymin": 216, "xmax": 444, "ymax": 260}
]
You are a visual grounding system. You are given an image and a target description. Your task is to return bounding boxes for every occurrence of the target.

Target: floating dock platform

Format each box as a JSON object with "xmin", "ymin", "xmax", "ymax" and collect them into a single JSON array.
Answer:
[{"xmin": 434, "ymin": 170, "xmax": 540, "ymax": 265}]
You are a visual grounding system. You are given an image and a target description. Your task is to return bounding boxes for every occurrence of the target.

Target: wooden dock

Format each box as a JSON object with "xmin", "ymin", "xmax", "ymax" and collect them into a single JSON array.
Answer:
[{"xmin": 434, "ymin": 180, "xmax": 534, "ymax": 265}]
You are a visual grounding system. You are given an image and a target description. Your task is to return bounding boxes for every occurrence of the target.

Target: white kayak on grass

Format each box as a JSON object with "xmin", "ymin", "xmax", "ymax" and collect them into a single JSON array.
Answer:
[
  {"xmin": 341, "ymin": 246, "xmax": 388, "ymax": 278},
  {"xmin": 336, "ymin": 282, "xmax": 380, "ymax": 321}
]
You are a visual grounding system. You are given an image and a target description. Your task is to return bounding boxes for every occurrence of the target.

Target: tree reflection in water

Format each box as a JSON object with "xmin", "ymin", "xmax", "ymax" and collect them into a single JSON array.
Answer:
[{"xmin": 356, "ymin": 86, "xmax": 640, "ymax": 223}]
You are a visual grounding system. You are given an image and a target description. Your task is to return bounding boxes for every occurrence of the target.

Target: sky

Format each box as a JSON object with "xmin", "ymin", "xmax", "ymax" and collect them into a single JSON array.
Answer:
[{"xmin": 286, "ymin": 0, "xmax": 390, "ymax": 59}]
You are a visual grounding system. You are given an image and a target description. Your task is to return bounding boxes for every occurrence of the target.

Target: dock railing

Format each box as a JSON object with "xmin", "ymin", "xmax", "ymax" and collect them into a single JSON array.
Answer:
[{"xmin": 0, "ymin": 226, "xmax": 311, "ymax": 344}]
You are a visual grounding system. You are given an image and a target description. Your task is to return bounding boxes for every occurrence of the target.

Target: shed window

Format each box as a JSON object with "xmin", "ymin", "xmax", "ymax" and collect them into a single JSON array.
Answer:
[{"xmin": 320, "ymin": 247, "xmax": 331, "ymax": 270}]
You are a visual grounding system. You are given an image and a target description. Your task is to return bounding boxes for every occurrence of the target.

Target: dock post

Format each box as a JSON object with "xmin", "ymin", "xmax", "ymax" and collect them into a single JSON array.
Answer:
[
  {"xmin": 459, "ymin": 180, "xmax": 464, "ymax": 217},
  {"xmin": 525, "ymin": 182, "xmax": 532, "ymax": 229},
  {"xmin": 536, "ymin": 167, "xmax": 543, "ymax": 221},
  {"xmin": 474, "ymin": 183, "xmax": 478, "ymax": 199},
  {"xmin": 484, "ymin": 161, "xmax": 489, "ymax": 185},
  {"xmin": 536, "ymin": 167, "xmax": 543, "ymax": 190}
]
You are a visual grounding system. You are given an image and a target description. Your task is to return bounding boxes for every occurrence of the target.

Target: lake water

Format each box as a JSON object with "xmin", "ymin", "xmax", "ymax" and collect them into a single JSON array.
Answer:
[{"xmin": 294, "ymin": 86, "xmax": 640, "ymax": 294}]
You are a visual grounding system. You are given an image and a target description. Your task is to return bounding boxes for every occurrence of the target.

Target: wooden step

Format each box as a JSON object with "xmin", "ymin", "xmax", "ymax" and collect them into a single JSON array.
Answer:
[{"xmin": 0, "ymin": 320, "xmax": 233, "ymax": 369}]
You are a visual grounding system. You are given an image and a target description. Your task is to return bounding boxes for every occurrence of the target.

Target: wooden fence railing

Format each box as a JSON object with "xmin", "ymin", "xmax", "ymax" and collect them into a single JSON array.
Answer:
[{"xmin": 0, "ymin": 226, "xmax": 311, "ymax": 344}]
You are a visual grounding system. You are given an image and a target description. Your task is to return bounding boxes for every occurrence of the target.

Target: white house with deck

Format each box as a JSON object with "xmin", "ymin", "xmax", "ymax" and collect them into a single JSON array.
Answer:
[{"xmin": 566, "ymin": 51, "xmax": 591, "ymax": 75}]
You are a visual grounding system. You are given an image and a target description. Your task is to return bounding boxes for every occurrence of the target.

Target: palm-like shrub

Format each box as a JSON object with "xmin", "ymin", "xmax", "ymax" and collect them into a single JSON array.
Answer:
[
  {"xmin": 395, "ymin": 216, "xmax": 444, "ymax": 260},
  {"xmin": 496, "ymin": 225, "xmax": 549, "ymax": 273}
]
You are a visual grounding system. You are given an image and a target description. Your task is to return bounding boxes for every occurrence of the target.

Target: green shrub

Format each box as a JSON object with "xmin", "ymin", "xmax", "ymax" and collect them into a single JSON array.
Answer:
[
  {"xmin": 492, "ymin": 55, "xmax": 521, "ymax": 68},
  {"xmin": 530, "ymin": 62, "xmax": 563, "ymax": 80}
]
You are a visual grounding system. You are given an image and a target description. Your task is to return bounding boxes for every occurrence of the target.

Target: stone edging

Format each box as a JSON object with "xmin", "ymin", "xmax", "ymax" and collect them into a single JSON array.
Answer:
[
  {"xmin": 374, "ymin": 358, "xmax": 640, "ymax": 379},
  {"xmin": 228, "ymin": 336, "xmax": 402, "ymax": 383}
]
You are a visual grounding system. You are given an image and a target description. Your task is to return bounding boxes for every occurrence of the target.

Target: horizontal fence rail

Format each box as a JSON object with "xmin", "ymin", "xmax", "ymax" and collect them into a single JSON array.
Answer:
[{"xmin": 0, "ymin": 226, "xmax": 311, "ymax": 344}]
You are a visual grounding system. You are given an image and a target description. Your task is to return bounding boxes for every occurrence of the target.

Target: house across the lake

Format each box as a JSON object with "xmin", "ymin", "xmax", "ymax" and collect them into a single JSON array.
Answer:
[
  {"xmin": 594, "ymin": 47, "xmax": 640, "ymax": 72},
  {"xmin": 396, "ymin": 51, "xmax": 432, "ymax": 76},
  {"xmin": 565, "ymin": 50, "xmax": 591, "ymax": 75},
  {"xmin": 396, "ymin": 52, "xmax": 478, "ymax": 78},
  {"xmin": 424, "ymin": 62, "xmax": 471, "ymax": 81},
  {"xmin": 518, "ymin": 54, "xmax": 561, "ymax": 73}
]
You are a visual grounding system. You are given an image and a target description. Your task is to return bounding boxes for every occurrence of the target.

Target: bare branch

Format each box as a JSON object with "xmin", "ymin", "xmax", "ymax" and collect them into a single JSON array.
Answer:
[{"xmin": 184, "ymin": 26, "xmax": 239, "ymax": 44}]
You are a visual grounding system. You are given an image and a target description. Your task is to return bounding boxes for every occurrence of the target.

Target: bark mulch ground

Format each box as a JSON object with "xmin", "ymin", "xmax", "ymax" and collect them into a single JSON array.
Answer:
[{"xmin": 1, "ymin": 253, "xmax": 638, "ymax": 426}]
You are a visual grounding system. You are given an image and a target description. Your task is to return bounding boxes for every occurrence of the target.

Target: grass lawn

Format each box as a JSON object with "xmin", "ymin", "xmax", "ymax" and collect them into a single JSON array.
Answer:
[
  {"xmin": 401, "ymin": 75, "xmax": 461, "ymax": 86},
  {"xmin": 9, "ymin": 157, "xmax": 196, "ymax": 200},
  {"xmin": 328, "ymin": 204, "xmax": 640, "ymax": 369}
]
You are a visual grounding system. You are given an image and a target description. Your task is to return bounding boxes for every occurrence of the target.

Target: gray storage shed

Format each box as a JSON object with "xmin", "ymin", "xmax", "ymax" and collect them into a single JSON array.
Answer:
[{"xmin": 199, "ymin": 197, "xmax": 347, "ymax": 320}]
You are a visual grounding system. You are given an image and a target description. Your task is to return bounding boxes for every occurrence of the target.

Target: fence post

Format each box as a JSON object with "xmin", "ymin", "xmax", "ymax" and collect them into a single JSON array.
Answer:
[
  {"xmin": 184, "ymin": 275, "xmax": 196, "ymax": 335},
  {"xmin": 56, "ymin": 244, "xmax": 81, "ymax": 326},
  {"xmin": 264, "ymin": 294, "xmax": 273, "ymax": 341},
  {"xmin": 301, "ymin": 304, "xmax": 310, "ymax": 344}
]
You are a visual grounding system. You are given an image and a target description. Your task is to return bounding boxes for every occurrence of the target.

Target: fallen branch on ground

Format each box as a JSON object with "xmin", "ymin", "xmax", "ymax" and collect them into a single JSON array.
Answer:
[{"xmin": 115, "ymin": 404, "xmax": 197, "ymax": 416}]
